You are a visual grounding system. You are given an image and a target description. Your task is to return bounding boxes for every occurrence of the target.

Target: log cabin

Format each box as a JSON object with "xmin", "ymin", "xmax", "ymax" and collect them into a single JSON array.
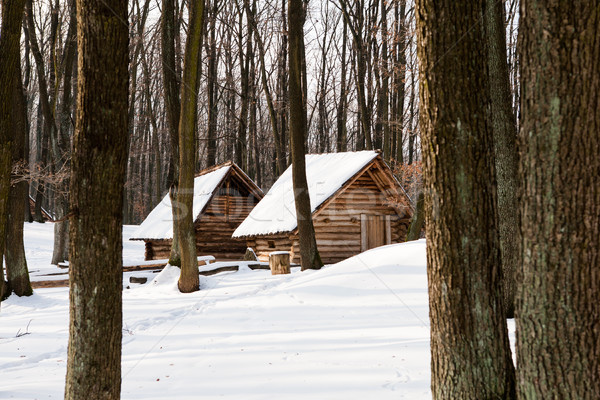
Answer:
[
  {"xmin": 232, "ymin": 151, "xmax": 413, "ymax": 265},
  {"xmin": 129, "ymin": 162, "xmax": 263, "ymax": 261}
]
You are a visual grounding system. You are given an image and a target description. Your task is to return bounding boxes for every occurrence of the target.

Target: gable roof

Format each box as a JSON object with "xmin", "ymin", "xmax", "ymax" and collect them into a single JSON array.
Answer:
[
  {"xmin": 130, "ymin": 162, "xmax": 262, "ymax": 241},
  {"xmin": 233, "ymin": 150, "xmax": 406, "ymax": 238}
]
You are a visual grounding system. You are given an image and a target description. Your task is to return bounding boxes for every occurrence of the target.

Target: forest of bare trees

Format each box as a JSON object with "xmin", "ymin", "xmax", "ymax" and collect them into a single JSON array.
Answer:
[{"xmin": 8, "ymin": 0, "xmax": 470, "ymax": 226}]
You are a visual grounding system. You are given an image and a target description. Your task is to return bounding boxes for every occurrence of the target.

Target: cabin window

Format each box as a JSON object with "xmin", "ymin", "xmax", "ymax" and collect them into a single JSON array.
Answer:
[{"xmin": 268, "ymin": 240, "xmax": 276, "ymax": 249}]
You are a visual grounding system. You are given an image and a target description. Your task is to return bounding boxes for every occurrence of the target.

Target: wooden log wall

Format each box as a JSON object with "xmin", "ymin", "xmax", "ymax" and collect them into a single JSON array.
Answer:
[
  {"xmin": 247, "ymin": 235, "xmax": 294, "ymax": 263},
  {"xmin": 249, "ymin": 168, "xmax": 411, "ymax": 265}
]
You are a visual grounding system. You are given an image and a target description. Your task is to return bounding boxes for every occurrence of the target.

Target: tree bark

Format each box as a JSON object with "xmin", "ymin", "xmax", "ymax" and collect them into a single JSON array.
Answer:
[
  {"xmin": 5, "ymin": 55, "xmax": 34, "ymax": 297},
  {"xmin": 336, "ymin": 16, "xmax": 348, "ymax": 152},
  {"xmin": 175, "ymin": 0, "xmax": 206, "ymax": 293},
  {"xmin": 64, "ymin": 0, "xmax": 128, "ymax": 396},
  {"xmin": 393, "ymin": 0, "xmax": 406, "ymax": 163},
  {"xmin": 288, "ymin": 0, "xmax": 323, "ymax": 271},
  {"xmin": 516, "ymin": 1, "xmax": 600, "ymax": 398},
  {"xmin": 406, "ymin": 191, "xmax": 424, "ymax": 241},
  {"xmin": 379, "ymin": 0, "xmax": 390, "ymax": 159},
  {"xmin": 0, "ymin": 0, "xmax": 27, "ymax": 303},
  {"xmin": 247, "ymin": 0, "xmax": 260, "ymax": 185},
  {"xmin": 236, "ymin": 5, "xmax": 251, "ymax": 169},
  {"xmin": 51, "ymin": 0, "xmax": 77, "ymax": 265},
  {"xmin": 161, "ymin": 0, "xmax": 182, "ymax": 266},
  {"xmin": 205, "ymin": 0, "xmax": 218, "ymax": 168},
  {"xmin": 484, "ymin": 0, "xmax": 519, "ymax": 319},
  {"xmin": 415, "ymin": 0, "xmax": 516, "ymax": 398},
  {"xmin": 277, "ymin": 0, "xmax": 288, "ymax": 166},
  {"xmin": 6, "ymin": 183, "xmax": 33, "ymax": 297}
]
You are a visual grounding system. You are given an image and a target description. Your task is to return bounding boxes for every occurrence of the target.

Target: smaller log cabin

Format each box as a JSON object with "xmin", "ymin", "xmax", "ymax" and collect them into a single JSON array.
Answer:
[
  {"xmin": 130, "ymin": 162, "xmax": 263, "ymax": 261},
  {"xmin": 232, "ymin": 151, "xmax": 413, "ymax": 264}
]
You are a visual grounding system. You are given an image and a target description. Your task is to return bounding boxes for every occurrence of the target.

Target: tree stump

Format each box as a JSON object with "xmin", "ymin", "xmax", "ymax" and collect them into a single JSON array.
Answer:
[
  {"xmin": 242, "ymin": 247, "xmax": 258, "ymax": 261},
  {"xmin": 269, "ymin": 252, "xmax": 290, "ymax": 275}
]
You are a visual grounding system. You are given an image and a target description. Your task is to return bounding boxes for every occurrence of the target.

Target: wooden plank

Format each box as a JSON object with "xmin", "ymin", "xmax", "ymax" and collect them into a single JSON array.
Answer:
[
  {"xmin": 32, "ymin": 279, "xmax": 69, "ymax": 289},
  {"xmin": 386, "ymin": 215, "xmax": 392, "ymax": 244},
  {"xmin": 361, "ymin": 214, "xmax": 368, "ymax": 252}
]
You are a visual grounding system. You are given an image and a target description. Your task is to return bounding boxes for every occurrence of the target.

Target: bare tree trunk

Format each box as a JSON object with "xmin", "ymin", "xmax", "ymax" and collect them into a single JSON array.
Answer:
[
  {"xmin": 393, "ymin": 0, "xmax": 406, "ymax": 163},
  {"xmin": 6, "ymin": 179, "xmax": 33, "ymax": 297},
  {"xmin": 336, "ymin": 16, "xmax": 348, "ymax": 152},
  {"xmin": 205, "ymin": 0, "xmax": 218, "ymax": 167},
  {"xmin": 247, "ymin": 0, "xmax": 260, "ymax": 185},
  {"xmin": 175, "ymin": 0, "xmax": 206, "ymax": 293},
  {"xmin": 484, "ymin": 0, "xmax": 518, "ymax": 319},
  {"xmin": 51, "ymin": 0, "xmax": 77, "ymax": 265},
  {"xmin": 0, "ymin": 1, "xmax": 33, "ymax": 301},
  {"xmin": 277, "ymin": 0, "xmax": 288, "ymax": 165},
  {"xmin": 316, "ymin": 44, "xmax": 326, "ymax": 152},
  {"xmin": 288, "ymin": 0, "xmax": 323, "ymax": 271},
  {"xmin": 516, "ymin": 1, "xmax": 600, "ymax": 398},
  {"xmin": 64, "ymin": 0, "xmax": 128, "ymax": 396},
  {"xmin": 162, "ymin": 0, "xmax": 182, "ymax": 265},
  {"xmin": 236, "ymin": 4, "xmax": 251, "ymax": 169},
  {"xmin": 415, "ymin": 0, "xmax": 516, "ymax": 398},
  {"xmin": 406, "ymin": 191, "xmax": 424, "ymax": 241},
  {"xmin": 6, "ymin": 61, "xmax": 33, "ymax": 296},
  {"xmin": 0, "ymin": 0, "xmax": 27, "ymax": 302},
  {"xmin": 379, "ymin": 0, "xmax": 390, "ymax": 159},
  {"xmin": 22, "ymin": 31, "xmax": 34, "ymax": 224}
]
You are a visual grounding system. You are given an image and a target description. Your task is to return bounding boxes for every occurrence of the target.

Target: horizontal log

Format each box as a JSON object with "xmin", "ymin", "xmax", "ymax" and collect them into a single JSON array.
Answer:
[
  {"xmin": 31, "ymin": 279, "xmax": 69, "ymax": 289},
  {"xmin": 314, "ymin": 233, "xmax": 361, "ymax": 240},
  {"xmin": 313, "ymin": 219, "xmax": 362, "ymax": 226}
]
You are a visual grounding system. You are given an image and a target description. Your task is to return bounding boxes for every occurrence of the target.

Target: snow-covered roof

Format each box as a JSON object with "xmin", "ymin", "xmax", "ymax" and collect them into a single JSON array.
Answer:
[
  {"xmin": 130, "ymin": 165, "xmax": 231, "ymax": 240},
  {"xmin": 233, "ymin": 151, "xmax": 379, "ymax": 238}
]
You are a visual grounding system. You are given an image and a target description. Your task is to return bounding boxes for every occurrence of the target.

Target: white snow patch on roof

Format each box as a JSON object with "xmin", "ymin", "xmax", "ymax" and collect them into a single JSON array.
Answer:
[
  {"xmin": 233, "ymin": 151, "xmax": 378, "ymax": 237},
  {"xmin": 130, "ymin": 165, "xmax": 231, "ymax": 240}
]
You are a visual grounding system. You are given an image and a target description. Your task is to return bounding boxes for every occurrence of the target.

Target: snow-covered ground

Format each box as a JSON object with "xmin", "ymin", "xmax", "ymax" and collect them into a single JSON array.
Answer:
[{"xmin": 1, "ymin": 222, "xmax": 432, "ymax": 399}]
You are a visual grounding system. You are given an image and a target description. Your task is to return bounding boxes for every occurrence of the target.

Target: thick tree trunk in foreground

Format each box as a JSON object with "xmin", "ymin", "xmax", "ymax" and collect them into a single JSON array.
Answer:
[
  {"xmin": 288, "ymin": 0, "xmax": 322, "ymax": 271},
  {"xmin": 64, "ymin": 0, "xmax": 128, "ymax": 397},
  {"xmin": 176, "ymin": 0, "xmax": 205, "ymax": 293},
  {"xmin": 0, "ymin": 0, "xmax": 27, "ymax": 303},
  {"xmin": 484, "ymin": 0, "xmax": 519, "ymax": 318},
  {"xmin": 516, "ymin": 1, "xmax": 600, "ymax": 398},
  {"xmin": 416, "ymin": 0, "xmax": 516, "ymax": 398},
  {"xmin": 161, "ymin": 0, "xmax": 182, "ymax": 266}
]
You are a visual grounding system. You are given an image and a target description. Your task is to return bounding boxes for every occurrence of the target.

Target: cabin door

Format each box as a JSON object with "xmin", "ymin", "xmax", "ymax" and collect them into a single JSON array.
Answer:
[{"xmin": 361, "ymin": 215, "xmax": 392, "ymax": 252}]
